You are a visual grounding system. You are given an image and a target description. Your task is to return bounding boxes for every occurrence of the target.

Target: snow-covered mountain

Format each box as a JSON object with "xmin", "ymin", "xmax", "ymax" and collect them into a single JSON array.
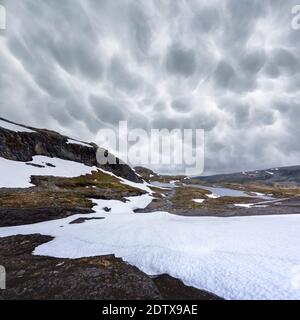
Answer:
[
  {"xmin": 0, "ymin": 117, "xmax": 141, "ymax": 183},
  {"xmin": 198, "ymin": 166, "xmax": 300, "ymax": 186}
]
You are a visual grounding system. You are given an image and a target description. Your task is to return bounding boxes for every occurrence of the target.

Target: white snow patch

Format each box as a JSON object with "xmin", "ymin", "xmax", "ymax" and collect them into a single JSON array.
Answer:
[
  {"xmin": 67, "ymin": 139, "xmax": 92, "ymax": 148},
  {"xmin": 253, "ymin": 192, "xmax": 264, "ymax": 196},
  {"xmin": 0, "ymin": 120, "xmax": 35, "ymax": 133},
  {"xmin": 193, "ymin": 199, "xmax": 205, "ymax": 204},
  {"xmin": 1, "ymin": 195, "xmax": 300, "ymax": 300},
  {"xmin": 234, "ymin": 198, "xmax": 287, "ymax": 209},
  {"xmin": 98, "ymin": 168, "xmax": 153, "ymax": 193},
  {"xmin": 206, "ymin": 193, "xmax": 219, "ymax": 199},
  {"xmin": 234, "ymin": 203, "xmax": 255, "ymax": 209},
  {"xmin": 0, "ymin": 156, "xmax": 97, "ymax": 188},
  {"xmin": 266, "ymin": 171, "xmax": 274, "ymax": 175}
]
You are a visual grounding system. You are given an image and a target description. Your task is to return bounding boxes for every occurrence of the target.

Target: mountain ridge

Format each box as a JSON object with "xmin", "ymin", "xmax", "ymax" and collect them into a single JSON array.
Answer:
[
  {"xmin": 0, "ymin": 117, "xmax": 142, "ymax": 183},
  {"xmin": 197, "ymin": 165, "xmax": 300, "ymax": 186}
]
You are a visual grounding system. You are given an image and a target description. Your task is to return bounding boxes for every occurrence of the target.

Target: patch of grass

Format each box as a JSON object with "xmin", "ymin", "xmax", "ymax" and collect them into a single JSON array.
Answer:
[
  {"xmin": 172, "ymin": 186, "xmax": 210, "ymax": 209},
  {"xmin": 31, "ymin": 170, "xmax": 144, "ymax": 196},
  {"xmin": 0, "ymin": 190, "xmax": 93, "ymax": 210},
  {"xmin": 0, "ymin": 170, "xmax": 146, "ymax": 215},
  {"xmin": 171, "ymin": 185, "xmax": 260, "ymax": 210},
  {"xmin": 202, "ymin": 196, "xmax": 254, "ymax": 209}
]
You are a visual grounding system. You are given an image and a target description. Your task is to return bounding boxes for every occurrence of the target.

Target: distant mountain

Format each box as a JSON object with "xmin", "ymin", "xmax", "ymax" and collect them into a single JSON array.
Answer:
[{"xmin": 197, "ymin": 166, "xmax": 300, "ymax": 186}]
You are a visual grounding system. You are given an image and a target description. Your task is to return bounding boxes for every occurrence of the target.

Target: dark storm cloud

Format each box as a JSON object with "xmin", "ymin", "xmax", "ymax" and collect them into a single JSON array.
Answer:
[
  {"xmin": 270, "ymin": 48, "xmax": 300, "ymax": 75},
  {"xmin": 108, "ymin": 57, "xmax": 143, "ymax": 94},
  {"xmin": 171, "ymin": 97, "xmax": 193, "ymax": 113},
  {"xmin": 1, "ymin": 0, "xmax": 300, "ymax": 174},
  {"xmin": 263, "ymin": 62, "xmax": 281, "ymax": 79},
  {"xmin": 166, "ymin": 45, "xmax": 196, "ymax": 78},
  {"xmin": 128, "ymin": 2, "xmax": 152, "ymax": 57},
  {"xmin": 214, "ymin": 61, "xmax": 236, "ymax": 89},
  {"xmin": 240, "ymin": 49, "xmax": 266, "ymax": 75},
  {"xmin": 89, "ymin": 94, "xmax": 126, "ymax": 125},
  {"xmin": 192, "ymin": 6, "xmax": 221, "ymax": 33}
]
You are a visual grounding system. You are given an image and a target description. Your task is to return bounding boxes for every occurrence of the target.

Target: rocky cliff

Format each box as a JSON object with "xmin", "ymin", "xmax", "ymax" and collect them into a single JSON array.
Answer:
[{"xmin": 0, "ymin": 117, "xmax": 142, "ymax": 183}]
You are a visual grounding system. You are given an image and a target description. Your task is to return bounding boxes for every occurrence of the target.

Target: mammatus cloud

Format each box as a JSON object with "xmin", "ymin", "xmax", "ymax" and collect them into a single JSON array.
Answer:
[{"xmin": 0, "ymin": 0, "xmax": 300, "ymax": 174}]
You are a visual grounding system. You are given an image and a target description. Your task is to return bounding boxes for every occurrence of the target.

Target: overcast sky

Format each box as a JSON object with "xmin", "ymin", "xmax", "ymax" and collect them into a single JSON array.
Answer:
[{"xmin": 1, "ymin": 0, "xmax": 300, "ymax": 175}]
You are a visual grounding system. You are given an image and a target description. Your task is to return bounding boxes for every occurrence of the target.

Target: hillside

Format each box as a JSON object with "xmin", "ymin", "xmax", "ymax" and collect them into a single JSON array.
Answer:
[
  {"xmin": 1, "ymin": 118, "xmax": 300, "ymax": 300},
  {"xmin": 197, "ymin": 166, "xmax": 300, "ymax": 186},
  {"xmin": 0, "ymin": 117, "xmax": 218, "ymax": 300}
]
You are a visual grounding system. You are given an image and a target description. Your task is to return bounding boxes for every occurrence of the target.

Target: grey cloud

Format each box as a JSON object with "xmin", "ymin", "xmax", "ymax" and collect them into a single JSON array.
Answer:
[
  {"xmin": 240, "ymin": 49, "xmax": 266, "ymax": 74},
  {"xmin": 227, "ymin": 103, "xmax": 251, "ymax": 127},
  {"xmin": 171, "ymin": 98, "xmax": 193, "ymax": 113},
  {"xmin": 192, "ymin": 113, "xmax": 218, "ymax": 132},
  {"xmin": 108, "ymin": 57, "xmax": 143, "ymax": 94},
  {"xmin": 250, "ymin": 108, "xmax": 276, "ymax": 127},
  {"xmin": 192, "ymin": 6, "xmax": 221, "ymax": 33},
  {"xmin": 89, "ymin": 94, "xmax": 126, "ymax": 125},
  {"xmin": 166, "ymin": 45, "xmax": 196, "ymax": 78},
  {"xmin": 270, "ymin": 48, "xmax": 300, "ymax": 75},
  {"xmin": 128, "ymin": 3, "xmax": 152, "ymax": 56},
  {"xmin": 224, "ymin": 0, "xmax": 266, "ymax": 45},
  {"xmin": 153, "ymin": 101, "xmax": 167, "ymax": 113},
  {"xmin": 1, "ymin": 0, "xmax": 300, "ymax": 174},
  {"xmin": 263, "ymin": 62, "xmax": 281, "ymax": 79},
  {"xmin": 214, "ymin": 61, "xmax": 236, "ymax": 89},
  {"xmin": 47, "ymin": 101, "xmax": 74, "ymax": 127}
]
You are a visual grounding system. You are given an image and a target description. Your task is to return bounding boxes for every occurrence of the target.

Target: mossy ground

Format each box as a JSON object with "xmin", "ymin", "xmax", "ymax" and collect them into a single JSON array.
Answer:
[{"xmin": 0, "ymin": 169, "xmax": 146, "ymax": 226}]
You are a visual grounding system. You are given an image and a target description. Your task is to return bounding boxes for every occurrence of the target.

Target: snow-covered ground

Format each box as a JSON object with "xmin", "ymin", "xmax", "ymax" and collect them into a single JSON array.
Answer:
[
  {"xmin": 0, "ymin": 119, "xmax": 35, "ymax": 133},
  {"xmin": 0, "ymin": 193, "xmax": 300, "ymax": 300},
  {"xmin": 0, "ymin": 155, "xmax": 153, "ymax": 193},
  {"xmin": 0, "ymin": 156, "xmax": 97, "ymax": 188},
  {"xmin": 193, "ymin": 199, "xmax": 205, "ymax": 204},
  {"xmin": 1, "ymin": 155, "xmax": 299, "ymax": 299},
  {"xmin": 234, "ymin": 198, "xmax": 288, "ymax": 209},
  {"xmin": 98, "ymin": 168, "xmax": 154, "ymax": 193}
]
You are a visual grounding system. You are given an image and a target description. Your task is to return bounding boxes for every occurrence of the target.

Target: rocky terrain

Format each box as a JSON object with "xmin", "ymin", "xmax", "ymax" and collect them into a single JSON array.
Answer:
[
  {"xmin": 0, "ymin": 234, "xmax": 220, "ymax": 300},
  {"xmin": 195, "ymin": 166, "xmax": 300, "ymax": 186},
  {"xmin": 1, "ymin": 118, "xmax": 300, "ymax": 300},
  {"xmin": 134, "ymin": 166, "xmax": 300, "ymax": 217},
  {"xmin": 0, "ymin": 118, "xmax": 220, "ymax": 300},
  {"xmin": 0, "ymin": 117, "xmax": 141, "ymax": 183}
]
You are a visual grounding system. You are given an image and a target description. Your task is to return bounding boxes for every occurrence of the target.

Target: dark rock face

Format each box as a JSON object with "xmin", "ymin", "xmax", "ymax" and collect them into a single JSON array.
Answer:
[
  {"xmin": 153, "ymin": 274, "xmax": 223, "ymax": 300},
  {"xmin": 0, "ymin": 234, "xmax": 161, "ymax": 300},
  {"xmin": 0, "ymin": 117, "xmax": 142, "ymax": 183},
  {"xmin": 69, "ymin": 217, "xmax": 105, "ymax": 224},
  {"xmin": 0, "ymin": 206, "xmax": 93, "ymax": 227},
  {"xmin": 0, "ymin": 234, "xmax": 222, "ymax": 300},
  {"xmin": 134, "ymin": 166, "xmax": 156, "ymax": 176}
]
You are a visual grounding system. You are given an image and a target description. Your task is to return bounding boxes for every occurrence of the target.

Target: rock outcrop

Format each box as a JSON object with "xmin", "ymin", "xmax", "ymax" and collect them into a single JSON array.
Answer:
[
  {"xmin": 0, "ymin": 234, "xmax": 221, "ymax": 300},
  {"xmin": 0, "ymin": 117, "xmax": 142, "ymax": 183}
]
